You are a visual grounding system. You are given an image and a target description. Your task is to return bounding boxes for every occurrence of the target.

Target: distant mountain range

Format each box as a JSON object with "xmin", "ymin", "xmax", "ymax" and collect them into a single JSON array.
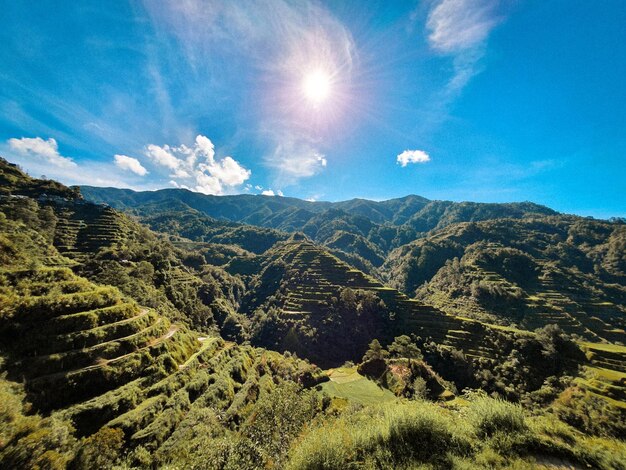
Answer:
[{"xmin": 81, "ymin": 185, "xmax": 558, "ymax": 231}]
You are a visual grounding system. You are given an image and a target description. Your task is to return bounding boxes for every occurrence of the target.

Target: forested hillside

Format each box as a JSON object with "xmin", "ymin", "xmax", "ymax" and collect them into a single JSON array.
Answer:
[
  {"xmin": 81, "ymin": 186, "xmax": 557, "ymax": 273},
  {"xmin": 2, "ymin": 157, "xmax": 626, "ymax": 469}
]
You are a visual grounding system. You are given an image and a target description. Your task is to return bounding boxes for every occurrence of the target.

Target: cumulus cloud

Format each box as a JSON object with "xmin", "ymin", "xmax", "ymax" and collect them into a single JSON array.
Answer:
[
  {"xmin": 397, "ymin": 150, "xmax": 431, "ymax": 167},
  {"xmin": 146, "ymin": 135, "xmax": 251, "ymax": 195},
  {"xmin": 114, "ymin": 154, "xmax": 148, "ymax": 176},
  {"xmin": 8, "ymin": 136, "xmax": 76, "ymax": 168},
  {"xmin": 145, "ymin": 144, "xmax": 181, "ymax": 170},
  {"xmin": 261, "ymin": 189, "xmax": 284, "ymax": 197}
]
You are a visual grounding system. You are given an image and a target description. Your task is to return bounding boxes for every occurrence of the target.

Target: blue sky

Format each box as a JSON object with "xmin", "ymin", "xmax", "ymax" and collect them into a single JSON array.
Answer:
[{"xmin": 1, "ymin": 1, "xmax": 624, "ymax": 218}]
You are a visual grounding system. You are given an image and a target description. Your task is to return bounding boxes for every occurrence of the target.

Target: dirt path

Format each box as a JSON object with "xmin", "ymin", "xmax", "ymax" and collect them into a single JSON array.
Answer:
[
  {"xmin": 27, "ymin": 310, "xmax": 157, "ymax": 360},
  {"xmin": 31, "ymin": 324, "xmax": 180, "ymax": 382}
]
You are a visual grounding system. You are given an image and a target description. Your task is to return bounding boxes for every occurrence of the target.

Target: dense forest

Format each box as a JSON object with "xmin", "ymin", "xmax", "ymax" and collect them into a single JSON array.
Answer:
[{"xmin": 1, "ymin": 157, "xmax": 625, "ymax": 469}]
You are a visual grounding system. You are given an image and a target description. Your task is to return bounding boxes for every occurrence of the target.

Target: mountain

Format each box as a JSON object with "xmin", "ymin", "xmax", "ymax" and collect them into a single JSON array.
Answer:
[
  {"xmin": 81, "ymin": 185, "xmax": 557, "ymax": 274},
  {"xmin": 2, "ymin": 157, "xmax": 626, "ymax": 468},
  {"xmin": 383, "ymin": 217, "xmax": 626, "ymax": 342},
  {"xmin": 79, "ymin": 184, "xmax": 626, "ymax": 341},
  {"xmin": 81, "ymin": 186, "xmax": 556, "ymax": 231}
]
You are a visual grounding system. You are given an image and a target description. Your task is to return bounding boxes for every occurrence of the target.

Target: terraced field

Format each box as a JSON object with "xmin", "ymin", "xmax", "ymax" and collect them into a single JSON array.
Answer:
[
  {"xmin": 270, "ymin": 241, "xmax": 507, "ymax": 360},
  {"xmin": 0, "ymin": 266, "xmax": 201, "ymax": 413},
  {"xmin": 320, "ymin": 367, "xmax": 397, "ymax": 405},
  {"xmin": 422, "ymin": 255, "xmax": 626, "ymax": 345},
  {"xmin": 578, "ymin": 342, "xmax": 626, "ymax": 408},
  {"xmin": 258, "ymin": 241, "xmax": 626, "ymax": 411},
  {"xmin": 0, "ymin": 264, "xmax": 326, "ymax": 458},
  {"xmin": 522, "ymin": 275, "xmax": 626, "ymax": 343},
  {"xmin": 50, "ymin": 201, "xmax": 128, "ymax": 262}
]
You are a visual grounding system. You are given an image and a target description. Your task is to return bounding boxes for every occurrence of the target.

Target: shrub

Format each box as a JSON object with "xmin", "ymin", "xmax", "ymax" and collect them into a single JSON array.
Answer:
[
  {"xmin": 466, "ymin": 395, "xmax": 528, "ymax": 438},
  {"xmin": 73, "ymin": 427, "xmax": 124, "ymax": 469},
  {"xmin": 287, "ymin": 402, "xmax": 470, "ymax": 469}
]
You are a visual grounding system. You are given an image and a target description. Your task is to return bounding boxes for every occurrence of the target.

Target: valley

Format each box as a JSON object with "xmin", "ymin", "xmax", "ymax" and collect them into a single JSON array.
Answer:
[{"xmin": 1, "ymin": 157, "xmax": 625, "ymax": 468}]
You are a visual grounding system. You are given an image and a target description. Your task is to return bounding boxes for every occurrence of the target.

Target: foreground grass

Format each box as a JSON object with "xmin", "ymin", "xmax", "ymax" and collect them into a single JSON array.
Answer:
[{"xmin": 287, "ymin": 396, "xmax": 626, "ymax": 470}]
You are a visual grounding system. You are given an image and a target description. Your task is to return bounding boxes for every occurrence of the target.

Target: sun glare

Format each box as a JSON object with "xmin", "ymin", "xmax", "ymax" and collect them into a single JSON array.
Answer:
[{"xmin": 303, "ymin": 70, "xmax": 331, "ymax": 104}]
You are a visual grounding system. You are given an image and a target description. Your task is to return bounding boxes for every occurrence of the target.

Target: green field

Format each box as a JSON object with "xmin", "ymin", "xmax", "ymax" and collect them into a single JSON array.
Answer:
[{"xmin": 319, "ymin": 367, "xmax": 397, "ymax": 405}]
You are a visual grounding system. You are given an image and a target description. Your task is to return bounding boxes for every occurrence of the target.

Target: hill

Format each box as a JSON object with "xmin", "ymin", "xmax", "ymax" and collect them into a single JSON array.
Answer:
[
  {"xmin": 80, "ymin": 182, "xmax": 625, "ymax": 344},
  {"xmin": 81, "ymin": 186, "xmax": 557, "ymax": 231},
  {"xmin": 382, "ymin": 217, "xmax": 626, "ymax": 342},
  {"xmin": 80, "ymin": 186, "xmax": 556, "ymax": 272},
  {"xmin": 2, "ymin": 157, "xmax": 626, "ymax": 468}
]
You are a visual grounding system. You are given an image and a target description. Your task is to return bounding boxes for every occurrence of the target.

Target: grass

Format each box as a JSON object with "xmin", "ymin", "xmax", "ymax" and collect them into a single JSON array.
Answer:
[
  {"xmin": 582, "ymin": 342, "xmax": 626, "ymax": 354},
  {"xmin": 586, "ymin": 366, "xmax": 626, "ymax": 382},
  {"xmin": 288, "ymin": 397, "xmax": 626, "ymax": 470},
  {"xmin": 319, "ymin": 367, "xmax": 397, "ymax": 405}
]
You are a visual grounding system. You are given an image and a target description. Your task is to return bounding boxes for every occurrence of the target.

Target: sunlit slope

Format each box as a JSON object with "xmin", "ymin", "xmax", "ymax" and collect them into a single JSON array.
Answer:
[
  {"xmin": 0, "ymin": 267, "xmax": 199, "ymax": 411},
  {"xmin": 0, "ymin": 264, "xmax": 326, "ymax": 451},
  {"xmin": 383, "ymin": 218, "xmax": 626, "ymax": 343},
  {"xmin": 578, "ymin": 342, "xmax": 626, "ymax": 408},
  {"xmin": 245, "ymin": 238, "xmax": 510, "ymax": 365}
]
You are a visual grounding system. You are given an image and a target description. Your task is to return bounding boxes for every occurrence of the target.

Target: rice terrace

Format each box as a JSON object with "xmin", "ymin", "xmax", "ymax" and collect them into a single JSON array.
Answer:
[{"xmin": 1, "ymin": 1, "xmax": 625, "ymax": 469}]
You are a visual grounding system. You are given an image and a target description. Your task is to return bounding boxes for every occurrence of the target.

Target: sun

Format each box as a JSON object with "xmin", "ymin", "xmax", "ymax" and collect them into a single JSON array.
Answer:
[{"xmin": 303, "ymin": 70, "xmax": 331, "ymax": 104}]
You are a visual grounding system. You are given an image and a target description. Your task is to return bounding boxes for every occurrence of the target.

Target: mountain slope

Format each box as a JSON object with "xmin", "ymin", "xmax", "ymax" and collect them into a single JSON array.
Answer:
[
  {"xmin": 80, "ymin": 185, "xmax": 557, "ymax": 276},
  {"xmin": 382, "ymin": 217, "xmax": 626, "ymax": 342}
]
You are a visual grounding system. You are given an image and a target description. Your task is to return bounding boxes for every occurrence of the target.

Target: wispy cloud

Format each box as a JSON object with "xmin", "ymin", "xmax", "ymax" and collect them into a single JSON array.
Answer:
[
  {"xmin": 264, "ymin": 137, "xmax": 328, "ymax": 185},
  {"xmin": 427, "ymin": 0, "xmax": 501, "ymax": 53},
  {"xmin": 426, "ymin": 0, "xmax": 504, "ymax": 95},
  {"xmin": 8, "ymin": 136, "xmax": 76, "ymax": 168},
  {"xmin": 114, "ymin": 154, "xmax": 148, "ymax": 176},
  {"xmin": 397, "ymin": 149, "xmax": 431, "ymax": 167}
]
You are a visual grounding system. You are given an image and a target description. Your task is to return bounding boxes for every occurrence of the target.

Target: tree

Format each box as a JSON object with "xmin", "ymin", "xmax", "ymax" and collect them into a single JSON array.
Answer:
[
  {"xmin": 388, "ymin": 335, "xmax": 423, "ymax": 360},
  {"xmin": 74, "ymin": 427, "xmax": 124, "ymax": 469},
  {"xmin": 362, "ymin": 339, "xmax": 389, "ymax": 362}
]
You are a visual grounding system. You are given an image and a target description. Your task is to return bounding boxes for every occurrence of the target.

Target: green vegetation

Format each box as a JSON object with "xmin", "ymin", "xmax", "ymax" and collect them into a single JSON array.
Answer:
[
  {"xmin": 288, "ymin": 396, "xmax": 626, "ymax": 469},
  {"xmin": 385, "ymin": 219, "xmax": 626, "ymax": 344},
  {"xmin": 319, "ymin": 367, "xmax": 397, "ymax": 405},
  {"xmin": 1, "ymin": 158, "xmax": 625, "ymax": 468}
]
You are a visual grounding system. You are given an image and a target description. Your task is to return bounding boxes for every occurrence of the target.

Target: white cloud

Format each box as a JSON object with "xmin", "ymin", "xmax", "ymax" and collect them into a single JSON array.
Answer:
[
  {"xmin": 114, "ymin": 154, "xmax": 148, "ymax": 176},
  {"xmin": 8, "ymin": 136, "xmax": 76, "ymax": 168},
  {"xmin": 427, "ymin": 0, "xmax": 500, "ymax": 53},
  {"xmin": 261, "ymin": 188, "xmax": 284, "ymax": 197},
  {"xmin": 397, "ymin": 150, "xmax": 431, "ymax": 167},
  {"xmin": 265, "ymin": 138, "xmax": 327, "ymax": 185},
  {"xmin": 146, "ymin": 135, "xmax": 251, "ymax": 195},
  {"xmin": 194, "ymin": 172, "xmax": 222, "ymax": 195},
  {"xmin": 194, "ymin": 135, "xmax": 215, "ymax": 162},
  {"xmin": 426, "ymin": 0, "xmax": 504, "ymax": 97},
  {"xmin": 146, "ymin": 144, "xmax": 180, "ymax": 169},
  {"xmin": 255, "ymin": 185, "xmax": 263, "ymax": 191},
  {"xmin": 169, "ymin": 180, "xmax": 190, "ymax": 190},
  {"xmin": 206, "ymin": 156, "xmax": 250, "ymax": 186}
]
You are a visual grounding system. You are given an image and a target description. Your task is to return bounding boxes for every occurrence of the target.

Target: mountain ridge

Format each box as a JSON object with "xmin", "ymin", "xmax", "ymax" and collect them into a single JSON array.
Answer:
[{"xmin": 80, "ymin": 185, "xmax": 559, "ymax": 224}]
